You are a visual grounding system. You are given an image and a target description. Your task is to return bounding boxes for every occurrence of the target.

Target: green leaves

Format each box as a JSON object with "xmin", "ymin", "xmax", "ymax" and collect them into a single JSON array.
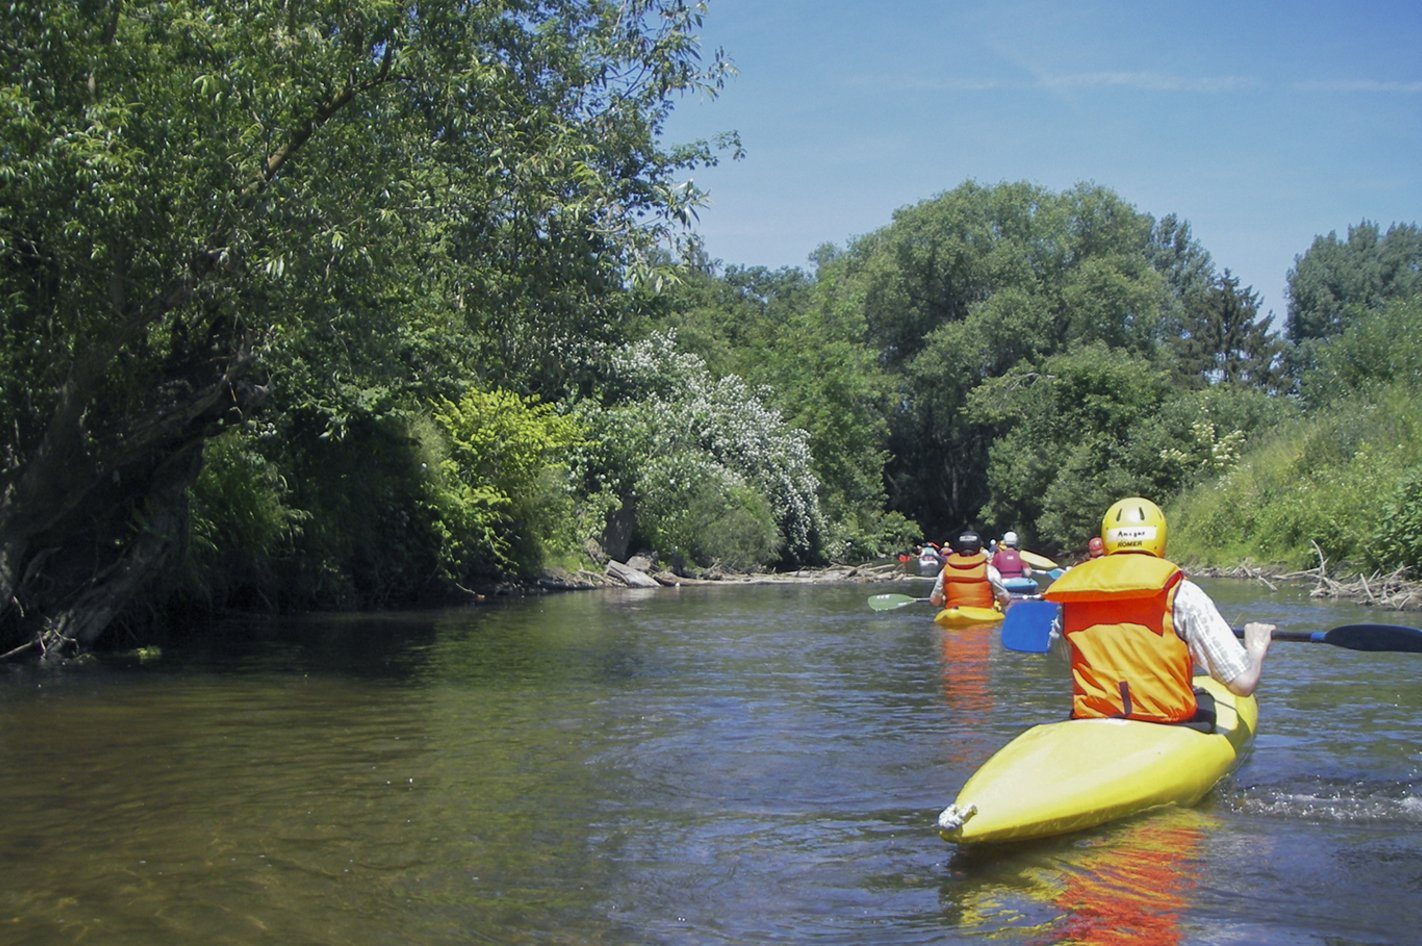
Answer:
[
  {"xmin": 429, "ymin": 389, "xmax": 585, "ymax": 575},
  {"xmin": 0, "ymin": 0, "xmax": 737, "ymax": 645}
]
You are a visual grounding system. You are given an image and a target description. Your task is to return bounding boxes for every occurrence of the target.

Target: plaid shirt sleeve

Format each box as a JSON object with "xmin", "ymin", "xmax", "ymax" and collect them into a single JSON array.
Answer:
[{"xmin": 1173, "ymin": 579, "xmax": 1252, "ymax": 685}]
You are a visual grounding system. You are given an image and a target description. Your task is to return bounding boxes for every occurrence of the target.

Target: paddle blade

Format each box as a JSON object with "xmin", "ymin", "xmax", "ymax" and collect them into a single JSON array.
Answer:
[
  {"xmin": 1000, "ymin": 600, "xmax": 1058, "ymax": 652},
  {"xmin": 867, "ymin": 593, "xmax": 925, "ymax": 611},
  {"xmin": 1323, "ymin": 623, "xmax": 1422, "ymax": 653},
  {"xmin": 1020, "ymin": 550, "xmax": 1059, "ymax": 570}
]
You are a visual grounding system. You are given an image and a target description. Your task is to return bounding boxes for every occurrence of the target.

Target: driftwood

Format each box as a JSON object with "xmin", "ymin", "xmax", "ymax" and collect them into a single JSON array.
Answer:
[{"xmin": 1190, "ymin": 542, "xmax": 1422, "ymax": 612}]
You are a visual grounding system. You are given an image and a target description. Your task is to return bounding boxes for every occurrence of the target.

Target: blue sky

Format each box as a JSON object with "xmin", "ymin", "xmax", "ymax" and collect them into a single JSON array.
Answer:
[{"xmin": 661, "ymin": 0, "xmax": 1422, "ymax": 320}]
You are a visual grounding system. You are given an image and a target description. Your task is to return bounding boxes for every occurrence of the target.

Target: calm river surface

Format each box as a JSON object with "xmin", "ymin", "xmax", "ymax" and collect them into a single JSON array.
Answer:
[{"xmin": 2, "ymin": 578, "xmax": 1420, "ymax": 945}]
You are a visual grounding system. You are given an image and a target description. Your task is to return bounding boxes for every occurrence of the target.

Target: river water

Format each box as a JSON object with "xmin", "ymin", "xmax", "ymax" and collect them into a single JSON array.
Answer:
[{"xmin": 1, "ymin": 578, "xmax": 1419, "ymax": 945}]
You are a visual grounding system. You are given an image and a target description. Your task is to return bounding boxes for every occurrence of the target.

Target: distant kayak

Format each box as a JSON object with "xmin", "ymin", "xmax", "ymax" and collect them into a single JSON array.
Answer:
[
  {"xmin": 937, "ymin": 675, "xmax": 1256, "ymax": 844},
  {"xmin": 1003, "ymin": 576, "xmax": 1039, "ymax": 595},
  {"xmin": 933, "ymin": 605, "xmax": 1003, "ymax": 627}
]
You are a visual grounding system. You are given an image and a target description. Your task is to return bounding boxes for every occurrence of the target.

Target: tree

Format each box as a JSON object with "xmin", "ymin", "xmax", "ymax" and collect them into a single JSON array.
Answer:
[
  {"xmin": 828, "ymin": 181, "xmax": 1174, "ymax": 538},
  {"xmin": 1171, "ymin": 270, "xmax": 1285, "ymax": 391},
  {"xmin": 645, "ymin": 255, "xmax": 913, "ymax": 561},
  {"xmin": 570, "ymin": 332, "xmax": 824, "ymax": 569},
  {"xmin": 0, "ymin": 0, "xmax": 731, "ymax": 656},
  {"xmin": 1285, "ymin": 220, "xmax": 1422, "ymax": 346}
]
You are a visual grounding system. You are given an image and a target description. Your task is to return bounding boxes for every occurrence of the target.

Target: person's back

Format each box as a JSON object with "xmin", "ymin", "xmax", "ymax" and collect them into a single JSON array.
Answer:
[
  {"xmin": 941, "ymin": 549, "xmax": 995, "ymax": 608},
  {"xmin": 1045, "ymin": 497, "xmax": 1275, "ymax": 723},
  {"xmin": 992, "ymin": 530, "xmax": 1028, "ymax": 579},
  {"xmin": 1044, "ymin": 550, "xmax": 1195, "ymax": 722},
  {"xmin": 931, "ymin": 531, "xmax": 1009, "ymax": 610},
  {"xmin": 992, "ymin": 545, "xmax": 1024, "ymax": 579}
]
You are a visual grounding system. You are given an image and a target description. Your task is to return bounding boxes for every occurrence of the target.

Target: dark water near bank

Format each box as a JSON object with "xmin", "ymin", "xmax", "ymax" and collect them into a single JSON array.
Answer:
[{"xmin": 1, "ymin": 579, "xmax": 1419, "ymax": 945}]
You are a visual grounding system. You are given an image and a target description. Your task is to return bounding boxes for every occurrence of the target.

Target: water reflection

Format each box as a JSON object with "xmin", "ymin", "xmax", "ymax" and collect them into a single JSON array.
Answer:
[
  {"xmin": 936, "ymin": 623, "xmax": 996, "ymax": 767},
  {"xmin": 939, "ymin": 809, "xmax": 1209, "ymax": 945},
  {"xmin": 2, "ymin": 581, "xmax": 1422, "ymax": 945}
]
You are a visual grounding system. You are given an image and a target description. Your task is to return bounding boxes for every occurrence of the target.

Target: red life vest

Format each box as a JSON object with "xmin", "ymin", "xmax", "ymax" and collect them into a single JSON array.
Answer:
[
  {"xmin": 992, "ymin": 547, "xmax": 1024, "ymax": 579},
  {"xmin": 1043, "ymin": 553, "xmax": 1196, "ymax": 723},
  {"xmin": 941, "ymin": 552, "xmax": 995, "ymax": 609}
]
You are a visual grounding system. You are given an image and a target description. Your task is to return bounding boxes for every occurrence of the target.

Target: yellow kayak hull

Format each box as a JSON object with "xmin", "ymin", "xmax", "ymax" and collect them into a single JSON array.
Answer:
[
  {"xmin": 933, "ymin": 606, "xmax": 1003, "ymax": 627},
  {"xmin": 939, "ymin": 676, "xmax": 1256, "ymax": 844}
]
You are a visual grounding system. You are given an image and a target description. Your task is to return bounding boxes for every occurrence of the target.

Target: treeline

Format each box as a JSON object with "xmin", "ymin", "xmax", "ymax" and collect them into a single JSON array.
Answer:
[
  {"xmin": 3, "ymin": 3, "xmax": 1420, "ymax": 656},
  {"xmin": 662, "ymin": 192, "xmax": 1422, "ymax": 578}
]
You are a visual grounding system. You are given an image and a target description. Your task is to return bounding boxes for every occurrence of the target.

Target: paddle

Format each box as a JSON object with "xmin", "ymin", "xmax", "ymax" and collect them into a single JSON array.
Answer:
[
  {"xmin": 1000, "ymin": 608, "xmax": 1422, "ymax": 654},
  {"xmin": 867, "ymin": 593, "xmax": 931, "ymax": 611},
  {"xmin": 1000, "ymin": 599, "xmax": 1058, "ymax": 652},
  {"xmin": 1232, "ymin": 622, "xmax": 1422, "ymax": 653},
  {"xmin": 1019, "ymin": 549, "xmax": 1058, "ymax": 570}
]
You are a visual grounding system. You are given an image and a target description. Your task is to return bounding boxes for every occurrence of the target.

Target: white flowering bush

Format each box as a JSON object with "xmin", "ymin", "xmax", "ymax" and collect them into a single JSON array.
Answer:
[{"xmin": 570, "ymin": 332, "xmax": 824, "ymax": 566}]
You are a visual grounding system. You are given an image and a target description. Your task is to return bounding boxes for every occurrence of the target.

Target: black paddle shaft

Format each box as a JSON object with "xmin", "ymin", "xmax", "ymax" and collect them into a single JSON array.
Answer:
[{"xmin": 1233, "ymin": 623, "xmax": 1422, "ymax": 653}]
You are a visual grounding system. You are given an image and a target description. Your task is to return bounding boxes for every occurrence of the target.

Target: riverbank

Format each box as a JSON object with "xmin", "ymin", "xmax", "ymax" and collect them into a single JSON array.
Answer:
[
  {"xmin": 538, "ymin": 552, "xmax": 1422, "ymax": 614},
  {"xmin": 1188, "ymin": 559, "xmax": 1422, "ymax": 612},
  {"xmin": 535, "ymin": 557, "xmax": 914, "ymax": 594}
]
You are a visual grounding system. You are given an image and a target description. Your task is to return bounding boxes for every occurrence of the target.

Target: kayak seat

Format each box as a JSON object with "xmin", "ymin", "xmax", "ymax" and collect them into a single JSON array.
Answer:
[
  {"xmin": 1177, "ymin": 687, "xmax": 1217, "ymax": 734},
  {"xmin": 1063, "ymin": 687, "xmax": 1218, "ymax": 733}
]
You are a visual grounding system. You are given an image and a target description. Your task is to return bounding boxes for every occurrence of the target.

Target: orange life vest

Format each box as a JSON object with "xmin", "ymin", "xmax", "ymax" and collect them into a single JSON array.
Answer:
[
  {"xmin": 1042, "ymin": 553, "xmax": 1196, "ymax": 723},
  {"xmin": 940, "ymin": 552, "xmax": 995, "ymax": 609}
]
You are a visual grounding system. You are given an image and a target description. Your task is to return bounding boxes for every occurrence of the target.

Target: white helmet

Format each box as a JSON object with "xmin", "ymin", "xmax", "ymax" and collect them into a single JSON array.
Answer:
[{"xmin": 1003, "ymin": 531, "xmax": 1019, "ymax": 547}]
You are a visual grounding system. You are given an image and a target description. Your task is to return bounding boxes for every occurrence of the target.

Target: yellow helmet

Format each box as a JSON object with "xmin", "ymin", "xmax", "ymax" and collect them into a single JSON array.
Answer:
[{"xmin": 1101, "ymin": 497, "xmax": 1167, "ymax": 557}]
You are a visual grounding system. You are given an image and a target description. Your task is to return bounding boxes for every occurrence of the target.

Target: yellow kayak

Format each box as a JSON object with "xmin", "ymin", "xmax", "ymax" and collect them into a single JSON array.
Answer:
[
  {"xmin": 933, "ymin": 605, "xmax": 1003, "ymax": 627},
  {"xmin": 937, "ymin": 675, "xmax": 1256, "ymax": 844}
]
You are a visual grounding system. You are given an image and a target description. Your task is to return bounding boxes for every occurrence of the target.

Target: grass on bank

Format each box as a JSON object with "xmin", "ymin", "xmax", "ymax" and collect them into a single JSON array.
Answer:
[{"xmin": 1169, "ymin": 384, "xmax": 1422, "ymax": 577}]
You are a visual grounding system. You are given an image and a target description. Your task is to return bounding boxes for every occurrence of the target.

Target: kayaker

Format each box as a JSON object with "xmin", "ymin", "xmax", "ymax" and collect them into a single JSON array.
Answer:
[
  {"xmin": 991, "ymin": 531, "xmax": 1033, "ymax": 580},
  {"xmin": 1087, "ymin": 536, "xmax": 1105, "ymax": 559},
  {"xmin": 1044, "ymin": 497, "xmax": 1274, "ymax": 724},
  {"xmin": 930, "ymin": 531, "xmax": 1012, "ymax": 611}
]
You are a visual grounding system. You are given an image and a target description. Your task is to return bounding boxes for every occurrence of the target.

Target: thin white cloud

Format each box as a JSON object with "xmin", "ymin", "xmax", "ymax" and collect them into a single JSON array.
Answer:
[
  {"xmin": 848, "ymin": 73, "xmax": 1422, "ymax": 96},
  {"xmin": 1294, "ymin": 79, "xmax": 1422, "ymax": 93},
  {"xmin": 846, "ymin": 72, "xmax": 1261, "ymax": 94},
  {"xmin": 1042, "ymin": 72, "xmax": 1260, "ymax": 93}
]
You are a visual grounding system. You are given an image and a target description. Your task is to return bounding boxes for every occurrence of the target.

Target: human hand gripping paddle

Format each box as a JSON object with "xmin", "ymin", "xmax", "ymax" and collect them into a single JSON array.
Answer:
[{"xmin": 998, "ymin": 602, "xmax": 1422, "ymax": 654}]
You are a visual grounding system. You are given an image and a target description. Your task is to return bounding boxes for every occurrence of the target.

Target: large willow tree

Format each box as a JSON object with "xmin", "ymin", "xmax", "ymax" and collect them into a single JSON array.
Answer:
[{"xmin": 0, "ymin": 0, "xmax": 730, "ymax": 656}]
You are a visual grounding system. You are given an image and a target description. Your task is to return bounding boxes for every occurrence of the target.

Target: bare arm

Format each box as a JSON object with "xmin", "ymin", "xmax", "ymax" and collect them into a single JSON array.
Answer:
[{"xmin": 1223, "ymin": 621, "xmax": 1274, "ymax": 696}]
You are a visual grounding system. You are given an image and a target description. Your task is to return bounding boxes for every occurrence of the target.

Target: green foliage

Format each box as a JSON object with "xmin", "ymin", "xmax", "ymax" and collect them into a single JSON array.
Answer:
[
  {"xmin": 1170, "ymin": 270, "xmax": 1285, "ymax": 391},
  {"xmin": 971, "ymin": 344, "xmax": 1177, "ymax": 548},
  {"xmin": 276, "ymin": 412, "xmax": 448, "ymax": 609},
  {"xmin": 820, "ymin": 180, "xmax": 1179, "ymax": 538},
  {"xmin": 1285, "ymin": 220, "xmax": 1422, "ymax": 346},
  {"xmin": 1370, "ymin": 466, "xmax": 1422, "ymax": 573},
  {"xmin": 1299, "ymin": 296, "xmax": 1422, "ymax": 407},
  {"xmin": 430, "ymin": 389, "xmax": 585, "ymax": 578},
  {"xmin": 0, "ymin": 0, "xmax": 735, "ymax": 645},
  {"xmin": 642, "ymin": 253, "xmax": 911, "ymax": 561},
  {"xmin": 1170, "ymin": 392, "xmax": 1422, "ymax": 572},
  {"xmin": 570, "ymin": 333, "xmax": 823, "ymax": 568},
  {"xmin": 634, "ymin": 456, "xmax": 783, "ymax": 570},
  {"xmin": 185, "ymin": 429, "xmax": 307, "ymax": 610}
]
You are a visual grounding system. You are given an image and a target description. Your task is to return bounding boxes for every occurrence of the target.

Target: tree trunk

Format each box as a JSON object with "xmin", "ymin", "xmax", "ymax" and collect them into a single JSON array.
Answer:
[{"xmin": 0, "ymin": 323, "xmax": 264, "ymax": 658}]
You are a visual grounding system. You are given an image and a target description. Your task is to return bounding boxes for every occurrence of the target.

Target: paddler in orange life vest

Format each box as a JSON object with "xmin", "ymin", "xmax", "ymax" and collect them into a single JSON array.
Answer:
[
  {"xmin": 929, "ymin": 531, "xmax": 1012, "ymax": 612},
  {"xmin": 990, "ymin": 530, "xmax": 1033, "ymax": 580},
  {"xmin": 1043, "ymin": 498, "xmax": 1274, "ymax": 724}
]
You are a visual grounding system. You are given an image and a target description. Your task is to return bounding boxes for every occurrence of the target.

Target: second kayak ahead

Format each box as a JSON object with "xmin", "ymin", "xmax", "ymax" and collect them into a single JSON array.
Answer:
[
  {"xmin": 937, "ymin": 675, "xmax": 1257, "ymax": 844},
  {"xmin": 933, "ymin": 605, "xmax": 1003, "ymax": 627}
]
